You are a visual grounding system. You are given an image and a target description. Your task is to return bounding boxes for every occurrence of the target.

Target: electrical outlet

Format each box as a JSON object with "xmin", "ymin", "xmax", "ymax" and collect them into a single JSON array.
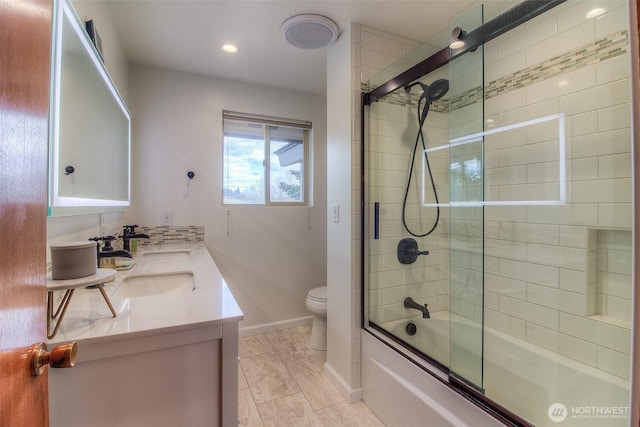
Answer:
[{"xmin": 161, "ymin": 210, "xmax": 173, "ymax": 225}]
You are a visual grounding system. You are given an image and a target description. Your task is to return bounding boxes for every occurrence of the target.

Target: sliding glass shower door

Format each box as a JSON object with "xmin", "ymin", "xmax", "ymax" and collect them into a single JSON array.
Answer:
[{"xmin": 364, "ymin": 1, "xmax": 633, "ymax": 425}]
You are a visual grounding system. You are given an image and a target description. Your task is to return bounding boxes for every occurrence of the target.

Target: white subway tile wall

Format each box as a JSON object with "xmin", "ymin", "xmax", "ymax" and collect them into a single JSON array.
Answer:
[
  {"xmin": 365, "ymin": 0, "xmax": 632, "ymax": 382},
  {"xmin": 483, "ymin": 0, "xmax": 631, "ymax": 381},
  {"xmin": 367, "ymin": 76, "xmax": 452, "ymax": 325}
]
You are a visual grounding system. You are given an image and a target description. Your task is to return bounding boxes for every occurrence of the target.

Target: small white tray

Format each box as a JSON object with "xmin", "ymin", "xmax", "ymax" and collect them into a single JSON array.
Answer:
[{"xmin": 47, "ymin": 268, "xmax": 117, "ymax": 291}]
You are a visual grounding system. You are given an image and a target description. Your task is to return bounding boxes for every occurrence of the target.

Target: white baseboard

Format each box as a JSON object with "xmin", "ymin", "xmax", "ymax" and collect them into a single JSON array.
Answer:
[
  {"xmin": 239, "ymin": 316, "xmax": 313, "ymax": 337},
  {"xmin": 324, "ymin": 362, "xmax": 362, "ymax": 403}
]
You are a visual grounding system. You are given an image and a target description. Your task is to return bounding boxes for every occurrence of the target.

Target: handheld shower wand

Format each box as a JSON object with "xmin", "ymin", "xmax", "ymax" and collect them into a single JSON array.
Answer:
[{"xmin": 401, "ymin": 79, "xmax": 449, "ymax": 237}]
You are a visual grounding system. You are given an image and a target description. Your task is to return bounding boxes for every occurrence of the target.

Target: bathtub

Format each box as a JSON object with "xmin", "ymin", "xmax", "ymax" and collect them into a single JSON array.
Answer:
[
  {"xmin": 363, "ymin": 311, "xmax": 630, "ymax": 426},
  {"xmin": 386, "ymin": 311, "xmax": 452, "ymax": 369}
]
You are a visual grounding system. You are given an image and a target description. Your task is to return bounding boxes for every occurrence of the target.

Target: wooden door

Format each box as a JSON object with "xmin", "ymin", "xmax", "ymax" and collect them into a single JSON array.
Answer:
[{"xmin": 0, "ymin": 0, "xmax": 53, "ymax": 425}]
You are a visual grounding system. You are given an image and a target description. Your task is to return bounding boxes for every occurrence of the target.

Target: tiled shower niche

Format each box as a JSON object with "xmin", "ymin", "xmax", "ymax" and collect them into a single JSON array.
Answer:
[
  {"xmin": 588, "ymin": 228, "xmax": 632, "ymax": 327},
  {"xmin": 577, "ymin": 227, "xmax": 633, "ymax": 379}
]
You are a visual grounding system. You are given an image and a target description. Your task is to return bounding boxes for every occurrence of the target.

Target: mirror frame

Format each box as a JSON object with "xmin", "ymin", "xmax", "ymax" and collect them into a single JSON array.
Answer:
[{"xmin": 48, "ymin": 0, "xmax": 131, "ymax": 216}]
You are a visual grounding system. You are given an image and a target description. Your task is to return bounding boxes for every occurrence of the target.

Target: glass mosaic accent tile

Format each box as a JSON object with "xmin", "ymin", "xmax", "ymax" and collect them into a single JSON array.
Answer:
[{"xmin": 367, "ymin": 30, "xmax": 628, "ymax": 113}]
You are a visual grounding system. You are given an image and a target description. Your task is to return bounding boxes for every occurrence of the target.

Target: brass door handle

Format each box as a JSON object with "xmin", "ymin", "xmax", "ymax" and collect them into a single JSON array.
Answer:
[{"xmin": 30, "ymin": 342, "xmax": 77, "ymax": 376}]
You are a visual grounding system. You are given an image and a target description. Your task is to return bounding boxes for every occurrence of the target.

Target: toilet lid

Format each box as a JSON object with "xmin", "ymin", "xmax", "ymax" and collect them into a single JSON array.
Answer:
[{"xmin": 308, "ymin": 286, "xmax": 327, "ymax": 302}]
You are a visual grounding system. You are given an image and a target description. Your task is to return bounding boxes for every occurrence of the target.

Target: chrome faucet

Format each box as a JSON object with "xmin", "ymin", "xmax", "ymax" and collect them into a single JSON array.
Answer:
[
  {"xmin": 121, "ymin": 225, "xmax": 150, "ymax": 251},
  {"xmin": 404, "ymin": 297, "xmax": 430, "ymax": 319},
  {"xmin": 90, "ymin": 236, "xmax": 132, "ymax": 267}
]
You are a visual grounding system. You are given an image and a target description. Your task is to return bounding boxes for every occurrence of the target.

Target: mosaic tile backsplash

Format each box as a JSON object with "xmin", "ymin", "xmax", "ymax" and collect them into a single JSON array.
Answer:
[{"xmin": 135, "ymin": 225, "xmax": 204, "ymax": 246}]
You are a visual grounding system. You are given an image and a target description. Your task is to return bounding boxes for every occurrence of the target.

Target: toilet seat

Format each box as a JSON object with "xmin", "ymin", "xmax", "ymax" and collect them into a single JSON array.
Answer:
[
  {"xmin": 307, "ymin": 286, "xmax": 326, "ymax": 302},
  {"xmin": 306, "ymin": 286, "xmax": 327, "ymax": 316}
]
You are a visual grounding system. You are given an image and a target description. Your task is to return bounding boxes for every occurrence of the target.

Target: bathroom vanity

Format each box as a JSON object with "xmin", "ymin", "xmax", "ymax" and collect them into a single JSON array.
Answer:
[{"xmin": 47, "ymin": 243, "xmax": 243, "ymax": 427}]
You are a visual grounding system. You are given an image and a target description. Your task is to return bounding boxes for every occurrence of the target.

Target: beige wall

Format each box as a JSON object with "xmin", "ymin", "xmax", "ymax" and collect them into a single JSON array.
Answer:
[
  {"xmin": 49, "ymin": 1, "xmax": 328, "ymax": 332},
  {"xmin": 127, "ymin": 65, "xmax": 327, "ymax": 331}
]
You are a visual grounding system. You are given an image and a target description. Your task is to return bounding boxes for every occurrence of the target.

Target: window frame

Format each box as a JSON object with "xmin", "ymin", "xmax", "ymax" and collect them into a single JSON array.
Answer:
[{"xmin": 222, "ymin": 110, "xmax": 311, "ymax": 207}]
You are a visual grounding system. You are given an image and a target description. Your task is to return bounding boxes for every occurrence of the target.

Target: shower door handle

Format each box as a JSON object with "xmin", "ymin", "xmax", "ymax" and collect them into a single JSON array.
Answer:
[{"xmin": 374, "ymin": 202, "xmax": 379, "ymax": 239}]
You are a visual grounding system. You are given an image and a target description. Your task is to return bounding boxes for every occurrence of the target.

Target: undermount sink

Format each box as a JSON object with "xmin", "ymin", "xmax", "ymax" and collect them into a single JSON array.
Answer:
[
  {"xmin": 140, "ymin": 249, "xmax": 191, "ymax": 262},
  {"xmin": 116, "ymin": 271, "xmax": 195, "ymax": 298}
]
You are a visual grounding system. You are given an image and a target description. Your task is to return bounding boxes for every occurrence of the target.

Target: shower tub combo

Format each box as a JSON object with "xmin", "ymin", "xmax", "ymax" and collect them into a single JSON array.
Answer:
[{"xmin": 361, "ymin": 0, "xmax": 634, "ymax": 426}]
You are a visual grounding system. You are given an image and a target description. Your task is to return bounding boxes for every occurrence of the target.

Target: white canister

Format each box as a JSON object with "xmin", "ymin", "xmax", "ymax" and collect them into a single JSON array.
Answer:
[{"xmin": 50, "ymin": 241, "xmax": 97, "ymax": 280}]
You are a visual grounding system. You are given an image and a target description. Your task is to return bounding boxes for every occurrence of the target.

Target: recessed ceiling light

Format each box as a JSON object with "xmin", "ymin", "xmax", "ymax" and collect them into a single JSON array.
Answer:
[
  {"xmin": 281, "ymin": 14, "xmax": 338, "ymax": 49},
  {"xmin": 585, "ymin": 8, "xmax": 606, "ymax": 19},
  {"xmin": 222, "ymin": 44, "xmax": 238, "ymax": 53}
]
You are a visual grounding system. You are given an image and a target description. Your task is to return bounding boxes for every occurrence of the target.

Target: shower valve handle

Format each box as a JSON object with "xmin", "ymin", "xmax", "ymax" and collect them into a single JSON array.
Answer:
[{"xmin": 397, "ymin": 238, "xmax": 429, "ymax": 264}]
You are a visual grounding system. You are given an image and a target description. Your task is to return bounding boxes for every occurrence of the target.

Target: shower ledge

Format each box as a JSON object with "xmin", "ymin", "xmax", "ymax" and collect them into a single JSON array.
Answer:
[{"xmin": 588, "ymin": 314, "xmax": 631, "ymax": 330}]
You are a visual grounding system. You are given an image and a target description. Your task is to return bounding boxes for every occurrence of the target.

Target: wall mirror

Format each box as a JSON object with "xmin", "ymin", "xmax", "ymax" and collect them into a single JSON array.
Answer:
[{"xmin": 49, "ymin": 0, "xmax": 130, "ymax": 216}]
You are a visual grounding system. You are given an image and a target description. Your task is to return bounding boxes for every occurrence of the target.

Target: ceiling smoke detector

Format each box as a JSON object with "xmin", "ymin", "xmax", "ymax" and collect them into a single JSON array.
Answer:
[{"xmin": 281, "ymin": 14, "xmax": 339, "ymax": 49}]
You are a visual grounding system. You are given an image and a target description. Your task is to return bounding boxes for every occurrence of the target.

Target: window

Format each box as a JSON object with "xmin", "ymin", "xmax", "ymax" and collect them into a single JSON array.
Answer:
[{"xmin": 223, "ymin": 111, "xmax": 311, "ymax": 205}]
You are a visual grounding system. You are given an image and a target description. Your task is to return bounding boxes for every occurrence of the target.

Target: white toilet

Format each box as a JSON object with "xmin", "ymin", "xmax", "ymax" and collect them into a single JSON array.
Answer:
[{"xmin": 305, "ymin": 286, "xmax": 327, "ymax": 351}]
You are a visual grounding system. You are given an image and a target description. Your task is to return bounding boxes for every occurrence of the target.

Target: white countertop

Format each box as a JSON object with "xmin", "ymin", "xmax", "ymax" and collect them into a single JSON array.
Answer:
[{"xmin": 49, "ymin": 242, "xmax": 243, "ymax": 346}]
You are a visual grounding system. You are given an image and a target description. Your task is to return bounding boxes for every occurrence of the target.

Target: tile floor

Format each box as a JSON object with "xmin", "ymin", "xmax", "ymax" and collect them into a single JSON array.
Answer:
[{"xmin": 238, "ymin": 325, "xmax": 386, "ymax": 427}]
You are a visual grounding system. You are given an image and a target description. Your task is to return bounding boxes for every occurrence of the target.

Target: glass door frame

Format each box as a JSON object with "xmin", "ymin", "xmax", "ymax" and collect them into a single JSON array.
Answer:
[{"xmin": 360, "ymin": 2, "xmax": 570, "ymax": 426}]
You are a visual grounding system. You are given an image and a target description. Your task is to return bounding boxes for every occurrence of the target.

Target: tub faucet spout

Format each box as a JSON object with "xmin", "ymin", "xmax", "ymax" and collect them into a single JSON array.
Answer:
[{"xmin": 404, "ymin": 297, "xmax": 430, "ymax": 319}]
